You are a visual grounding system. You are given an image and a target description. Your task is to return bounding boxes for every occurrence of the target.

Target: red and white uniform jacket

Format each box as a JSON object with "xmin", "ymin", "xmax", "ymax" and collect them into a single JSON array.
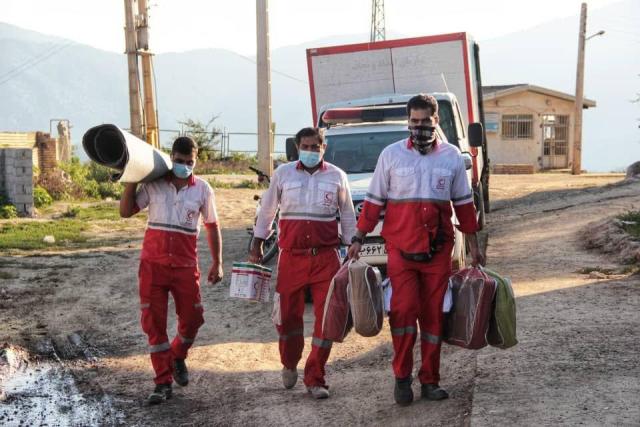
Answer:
[
  {"xmin": 135, "ymin": 174, "xmax": 219, "ymax": 267},
  {"xmin": 357, "ymin": 138, "xmax": 478, "ymax": 254},
  {"xmin": 254, "ymin": 161, "xmax": 357, "ymax": 250}
]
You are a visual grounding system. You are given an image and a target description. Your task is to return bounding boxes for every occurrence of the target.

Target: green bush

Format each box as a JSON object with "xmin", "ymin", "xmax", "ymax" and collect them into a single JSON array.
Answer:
[
  {"xmin": 33, "ymin": 186, "xmax": 53, "ymax": 208},
  {"xmin": 98, "ymin": 181, "xmax": 124, "ymax": 199},
  {"xmin": 38, "ymin": 158, "xmax": 119, "ymax": 201},
  {"xmin": 87, "ymin": 162, "xmax": 115, "ymax": 183},
  {"xmin": 0, "ymin": 193, "xmax": 18, "ymax": 218},
  {"xmin": 82, "ymin": 179, "xmax": 101, "ymax": 199},
  {"xmin": 0, "ymin": 204, "xmax": 18, "ymax": 219}
]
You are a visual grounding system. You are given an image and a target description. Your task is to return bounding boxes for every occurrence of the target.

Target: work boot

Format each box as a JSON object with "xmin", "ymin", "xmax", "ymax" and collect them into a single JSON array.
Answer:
[
  {"xmin": 421, "ymin": 383, "xmax": 449, "ymax": 401},
  {"xmin": 394, "ymin": 377, "xmax": 414, "ymax": 406},
  {"xmin": 173, "ymin": 358, "xmax": 189, "ymax": 387},
  {"xmin": 147, "ymin": 383, "xmax": 172, "ymax": 405},
  {"xmin": 281, "ymin": 368, "xmax": 298, "ymax": 389},
  {"xmin": 307, "ymin": 386, "xmax": 330, "ymax": 399}
]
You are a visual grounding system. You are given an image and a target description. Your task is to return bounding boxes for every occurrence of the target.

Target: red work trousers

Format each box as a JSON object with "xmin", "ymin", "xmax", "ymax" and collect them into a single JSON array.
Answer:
[
  {"xmin": 386, "ymin": 243, "xmax": 453, "ymax": 385},
  {"xmin": 138, "ymin": 260, "xmax": 205, "ymax": 384},
  {"xmin": 274, "ymin": 248, "xmax": 340, "ymax": 387}
]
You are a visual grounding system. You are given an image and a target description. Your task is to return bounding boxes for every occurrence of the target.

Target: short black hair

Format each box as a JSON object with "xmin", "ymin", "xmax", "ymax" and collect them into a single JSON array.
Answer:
[
  {"xmin": 172, "ymin": 136, "xmax": 198, "ymax": 155},
  {"xmin": 295, "ymin": 127, "xmax": 323, "ymax": 145},
  {"xmin": 406, "ymin": 94, "xmax": 439, "ymax": 116}
]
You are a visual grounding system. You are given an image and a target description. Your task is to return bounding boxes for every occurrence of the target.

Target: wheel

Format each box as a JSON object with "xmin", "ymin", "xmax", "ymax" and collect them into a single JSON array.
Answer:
[
  {"xmin": 261, "ymin": 219, "xmax": 279, "ymax": 264},
  {"xmin": 261, "ymin": 234, "xmax": 279, "ymax": 264}
]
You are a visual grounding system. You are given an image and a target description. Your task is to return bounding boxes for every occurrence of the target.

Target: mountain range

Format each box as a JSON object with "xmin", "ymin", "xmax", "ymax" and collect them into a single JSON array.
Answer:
[{"xmin": 0, "ymin": 0, "xmax": 638, "ymax": 171}]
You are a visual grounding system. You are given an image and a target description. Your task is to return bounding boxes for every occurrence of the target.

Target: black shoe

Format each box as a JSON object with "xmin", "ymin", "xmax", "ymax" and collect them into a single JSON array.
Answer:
[
  {"xmin": 394, "ymin": 377, "xmax": 414, "ymax": 406},
  {"xmin": 421, "ymin": 383, "xmax": 449, "ymax": 400},
  {"xmin": 147, "ymin": 383, "xmax": 172, "ymax": 405},
  {"xmin": 173, "ymin": 358, "xmax": 189, "ymax": 387}
]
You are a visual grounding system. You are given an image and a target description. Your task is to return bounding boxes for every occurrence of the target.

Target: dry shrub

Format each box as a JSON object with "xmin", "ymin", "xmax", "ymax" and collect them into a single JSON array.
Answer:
[{"xmin": 582, "ymin": 217, "xmax": 640, "ymax": 264}]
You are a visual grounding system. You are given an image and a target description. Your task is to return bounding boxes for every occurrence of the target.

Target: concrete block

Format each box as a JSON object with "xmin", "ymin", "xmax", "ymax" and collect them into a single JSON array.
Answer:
[{"xmin": 12, "ymin": 195, "xmax": 33, "ymax": 204}]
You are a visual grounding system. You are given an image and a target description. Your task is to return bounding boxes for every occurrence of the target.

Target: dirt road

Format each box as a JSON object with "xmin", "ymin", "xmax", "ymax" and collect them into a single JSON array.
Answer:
[{"xmin": 1, "ymin": 174, "xmax": 638, "ymax": 426}]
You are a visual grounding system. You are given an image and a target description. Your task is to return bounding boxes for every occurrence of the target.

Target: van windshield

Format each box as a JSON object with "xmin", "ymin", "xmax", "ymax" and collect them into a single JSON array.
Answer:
[{"xmin": 324, "ymin": 131, "xmax": 408, "ymax": 173}]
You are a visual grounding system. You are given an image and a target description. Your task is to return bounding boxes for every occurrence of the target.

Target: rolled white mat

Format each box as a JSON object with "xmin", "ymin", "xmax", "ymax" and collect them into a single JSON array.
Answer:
[{"xmin": 82, "ymin": 124, "xmax": 172, "ymax": 183}]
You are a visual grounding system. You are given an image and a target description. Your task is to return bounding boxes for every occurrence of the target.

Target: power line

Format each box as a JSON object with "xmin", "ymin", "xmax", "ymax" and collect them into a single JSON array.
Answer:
[
  {"xmin": 0, "ymin": 42, "xmax": 59, "ymax": 79},
  {"xmin": 230, "ymin": 51, "xmax": 308, "ymax": 84},
  {"xmin": 0, "ymin": 41, "xmax": 76, "ymax": 87}
]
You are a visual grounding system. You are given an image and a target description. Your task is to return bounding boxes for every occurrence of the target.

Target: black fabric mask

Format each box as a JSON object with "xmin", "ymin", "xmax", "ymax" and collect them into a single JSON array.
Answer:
[{"xmin": 409, "ymin": 125, "xmax": 436, "ymax": 155}]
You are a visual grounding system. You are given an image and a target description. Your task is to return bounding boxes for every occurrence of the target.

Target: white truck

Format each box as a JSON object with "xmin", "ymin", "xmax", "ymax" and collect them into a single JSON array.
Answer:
[{"xmin": 287, "ymin": 32, "xmax": 489, "ymax": 271}]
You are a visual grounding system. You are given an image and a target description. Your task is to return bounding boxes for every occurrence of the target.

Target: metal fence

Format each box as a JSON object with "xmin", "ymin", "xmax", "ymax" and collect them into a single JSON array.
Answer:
[{"xmin": 158, "ymin": 128, "xmax": 292, "ymax": 159}]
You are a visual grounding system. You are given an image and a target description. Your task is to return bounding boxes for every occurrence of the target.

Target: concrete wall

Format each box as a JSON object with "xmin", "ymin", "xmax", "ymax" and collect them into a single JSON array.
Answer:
[
  {"xmin": 484, "ymin": 91, "xmax": 576, "ymax": 172},
  {"xmin": 0, "ymin": 148, "xmax": 34, "ymax": 216}
]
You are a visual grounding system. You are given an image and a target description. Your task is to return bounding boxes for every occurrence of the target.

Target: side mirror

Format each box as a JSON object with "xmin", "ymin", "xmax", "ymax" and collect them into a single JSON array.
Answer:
[
  {"xmin": 468, "ymin": 122, "xmax": 484, "ymax": 148},
  {"xmin": 286, "ymin": 137, "xmax": 298, "ymax": 161},
  {"xmin": 461, "ymin": 152, "xmax": 473, "ymax": 170}
]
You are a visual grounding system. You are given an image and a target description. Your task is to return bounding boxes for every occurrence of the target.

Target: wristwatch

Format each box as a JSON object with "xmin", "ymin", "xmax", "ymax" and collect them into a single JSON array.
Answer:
[{"xmin": 351, "ymin": 235, "xmax": 364, "ymax": 245}]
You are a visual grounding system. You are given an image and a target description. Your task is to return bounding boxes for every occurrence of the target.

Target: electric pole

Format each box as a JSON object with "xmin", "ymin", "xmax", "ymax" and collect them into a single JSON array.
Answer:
[
  {"xmin": 123, "ymin": 0, "xmax": 143, "ymax": 139},
  {"xmin": 572, "ymin": 3, "xmax": 587, "ymax": 175},
  {"xmin": 370, "ymin": 0, "xmax": 386, "ymax": 42},
  {"xmin": 256, "ymin": 0, "xmax": 273, "ymax": 176},
  {"xmin": 137, "ymin": 0, "xmax": 159, "ymax": 148}
]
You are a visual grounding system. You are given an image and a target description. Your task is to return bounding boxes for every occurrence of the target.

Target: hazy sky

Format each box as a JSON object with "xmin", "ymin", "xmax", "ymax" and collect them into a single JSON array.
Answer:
[{"xmin": 5, "ymin": 0, "xmax": 622, "ymax": 54}]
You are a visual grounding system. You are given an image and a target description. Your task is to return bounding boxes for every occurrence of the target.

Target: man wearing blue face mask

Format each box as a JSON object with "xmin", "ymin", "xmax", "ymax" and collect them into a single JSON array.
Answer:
[
  {"xmin": 120, "ymin": 136, "xmax": 223, "ymax": 405},
  {"xmin": 249, "ymin": 127, "xmax": 357, "ymax": 399}
]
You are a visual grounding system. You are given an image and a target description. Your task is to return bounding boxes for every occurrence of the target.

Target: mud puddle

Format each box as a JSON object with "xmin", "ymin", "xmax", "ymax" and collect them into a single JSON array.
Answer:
[{"xmin": 0, "ymin": 344, "xmax": 122, "ymax": 427}]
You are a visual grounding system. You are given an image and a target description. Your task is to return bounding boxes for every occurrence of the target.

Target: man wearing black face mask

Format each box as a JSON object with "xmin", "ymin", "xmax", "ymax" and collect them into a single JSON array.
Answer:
[{"xmin": 347, "ymin": 94, "xmax": 484, "ymax": 406}]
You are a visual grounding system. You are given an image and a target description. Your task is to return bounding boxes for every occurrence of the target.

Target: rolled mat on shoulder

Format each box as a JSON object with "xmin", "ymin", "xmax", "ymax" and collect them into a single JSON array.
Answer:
[{"xmin": 82, "ymin": 124, "xmax": 172, "ymax": 183}]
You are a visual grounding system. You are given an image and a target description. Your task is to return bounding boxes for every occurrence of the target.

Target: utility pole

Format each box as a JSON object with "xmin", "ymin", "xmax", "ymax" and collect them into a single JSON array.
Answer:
[
  {"xmin": 137, "ymin": 0, "xmax": 159, "ymax": 148},
  {"xmin": 123, "ymin": 0, "xmax": 143, "ymax": 139},
  {"xmin": 256, "ymin": 0, "xmax": 273, "ymax": 176},
  {"xmin": 370, "ymin": 0, "xmax": 386, "ymax": 42},
  {"xmin": 572, "ymin": 3, "xmax": 587, "ymax": 175}
]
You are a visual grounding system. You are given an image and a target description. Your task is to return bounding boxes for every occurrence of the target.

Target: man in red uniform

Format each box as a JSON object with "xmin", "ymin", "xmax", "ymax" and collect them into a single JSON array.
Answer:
[
  {"xmin": 120, "ymin": 136, "xmax": 223, "ymax": 405},
  {"xmin": 348, "ymin": 94, "xmax": 485, "ymax": 406},
  {"xmin": 249, "ymin": 127, "xmax": 356, "ymax": 399}
]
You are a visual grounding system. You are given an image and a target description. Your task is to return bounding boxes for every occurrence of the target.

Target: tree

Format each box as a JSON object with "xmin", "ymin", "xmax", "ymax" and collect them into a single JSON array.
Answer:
[{"xmin": 178, "ymin": 116, "xmax": 221, "ymax": 161}]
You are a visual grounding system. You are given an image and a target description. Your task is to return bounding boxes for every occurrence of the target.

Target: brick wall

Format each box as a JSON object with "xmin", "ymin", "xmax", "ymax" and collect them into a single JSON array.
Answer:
[
  {"xmin": 0, "ymin": 148, "xmax": 34, "ymax": 216},
  {"xmin": 492, "ymin": 164, "xmax": 535, "ymax": 174},
  {"xmin": 36, "ymin": 131, "xmax": 58, "ymax": 173}
]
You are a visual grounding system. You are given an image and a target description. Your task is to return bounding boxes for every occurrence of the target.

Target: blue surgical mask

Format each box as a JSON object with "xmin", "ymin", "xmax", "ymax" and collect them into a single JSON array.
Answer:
[
  {"xmin": 173, "ymin": 163, "xmax": 194, "ymax": 179},
  {"xmin": 299, "ymin": 150, "xmax": 321, "ymax": 168}
]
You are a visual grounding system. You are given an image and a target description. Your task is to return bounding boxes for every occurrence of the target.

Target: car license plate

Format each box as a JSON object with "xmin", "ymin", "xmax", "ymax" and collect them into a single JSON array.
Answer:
[{"xmin": 359, "ymin": 243, "xmax": 387, "ymax": 257}]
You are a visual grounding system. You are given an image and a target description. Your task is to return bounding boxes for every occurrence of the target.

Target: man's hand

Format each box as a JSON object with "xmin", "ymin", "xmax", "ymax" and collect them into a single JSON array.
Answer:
[
  {"xmin": 208, "ymin": 262, "xmax": 223, "ymax": 285},
  {"xmin": 248, "ymin": 237, "xmax": 264, "ymax": 264},
  {"xmin": 347, "ymin": 242, "xmax": 361, "ymax": 260},
  {"xmin": 347, "ymin": 231, "xmax": 366, "ymax": 260}
]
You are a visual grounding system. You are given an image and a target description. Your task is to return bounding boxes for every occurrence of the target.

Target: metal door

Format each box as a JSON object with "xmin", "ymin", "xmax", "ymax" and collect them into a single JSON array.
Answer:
[{"xmin": 542, "ymin": 115, "xmax": 569, "ymax": 169}]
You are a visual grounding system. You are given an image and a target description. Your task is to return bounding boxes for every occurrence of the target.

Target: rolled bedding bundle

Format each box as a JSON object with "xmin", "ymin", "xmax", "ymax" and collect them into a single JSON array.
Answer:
[{"xmin": 82, "ymin": 124, "xmax": 172, "ymax": 183}]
